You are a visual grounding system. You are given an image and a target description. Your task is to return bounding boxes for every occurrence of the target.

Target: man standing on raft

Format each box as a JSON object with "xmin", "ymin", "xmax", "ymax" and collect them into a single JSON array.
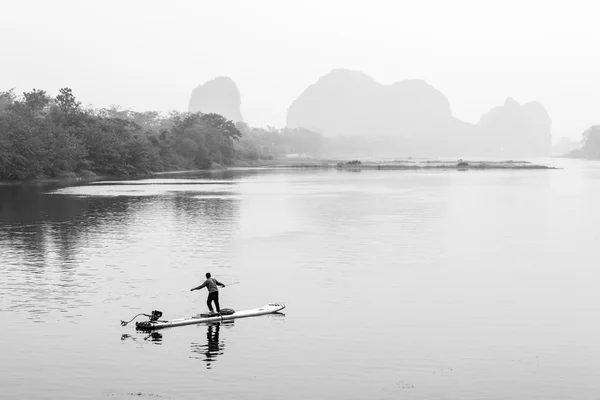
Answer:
[{"xmin": 191, "ymin": 273, "xmax": 226, "ymax": 315}]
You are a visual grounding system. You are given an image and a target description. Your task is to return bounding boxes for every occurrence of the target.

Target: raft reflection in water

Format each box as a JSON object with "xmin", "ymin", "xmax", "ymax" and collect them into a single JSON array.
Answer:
[{"xmin": 121, "ymin": 331, "xmax": 163, "ymax": 343}]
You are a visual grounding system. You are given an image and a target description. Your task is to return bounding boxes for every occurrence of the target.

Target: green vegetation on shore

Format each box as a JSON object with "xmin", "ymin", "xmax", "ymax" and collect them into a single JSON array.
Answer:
[{"xmin": 0, "ymin": 88, "xmax": 322, "ymax": 181}]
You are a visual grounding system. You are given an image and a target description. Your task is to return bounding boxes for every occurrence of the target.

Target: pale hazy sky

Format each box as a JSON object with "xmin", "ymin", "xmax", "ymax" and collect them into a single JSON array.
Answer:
[{"xmin": 2, "ymin": 0, "xmax": 598, "ymax": 140}]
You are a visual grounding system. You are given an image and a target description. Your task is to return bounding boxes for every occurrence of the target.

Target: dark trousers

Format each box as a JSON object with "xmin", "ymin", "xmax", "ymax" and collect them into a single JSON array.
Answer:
[{"xmin": 207, "ymin": 291, "xmax": 220, "ymax": 313}]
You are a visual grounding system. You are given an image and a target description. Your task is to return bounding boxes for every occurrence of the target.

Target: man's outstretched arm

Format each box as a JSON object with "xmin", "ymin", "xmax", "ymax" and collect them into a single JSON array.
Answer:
[{"xmin": 190, "ymin": 282, "xmax": 207, "ymax": 291}]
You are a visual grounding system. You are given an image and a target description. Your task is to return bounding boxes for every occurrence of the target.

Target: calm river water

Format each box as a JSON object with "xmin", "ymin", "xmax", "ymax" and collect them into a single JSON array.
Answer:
[{"xmin": 1, "ymin": 159, "xmax": 598, "ymax": 400}]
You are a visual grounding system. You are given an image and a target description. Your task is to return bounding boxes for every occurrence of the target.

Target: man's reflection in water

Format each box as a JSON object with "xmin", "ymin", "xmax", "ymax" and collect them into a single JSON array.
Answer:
[{"xmin": 190, "ymin": 322, "xmax": 231, "ymax": 369}]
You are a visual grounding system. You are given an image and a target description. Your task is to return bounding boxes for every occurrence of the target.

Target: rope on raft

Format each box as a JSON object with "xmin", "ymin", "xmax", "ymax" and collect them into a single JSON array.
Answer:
[{"xmin": 120, "ymin": 313, "xmax": 152, "ymax": 326}]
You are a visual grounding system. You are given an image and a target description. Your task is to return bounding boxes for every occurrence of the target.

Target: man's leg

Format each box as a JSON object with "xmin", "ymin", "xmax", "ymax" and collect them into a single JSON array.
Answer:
[
  {"xmin": 214, "ymin": 292, "xmax": 221, "ymax": 313},
  {"xmin": 206, "ymin": 293, "xmax": 214, "ymax": 312}
]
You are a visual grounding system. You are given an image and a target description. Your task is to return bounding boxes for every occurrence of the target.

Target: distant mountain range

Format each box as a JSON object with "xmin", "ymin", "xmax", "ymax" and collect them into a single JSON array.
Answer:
[{"xmin": 190, "ymin": 69, "xmax": 554, "ymax": 157}]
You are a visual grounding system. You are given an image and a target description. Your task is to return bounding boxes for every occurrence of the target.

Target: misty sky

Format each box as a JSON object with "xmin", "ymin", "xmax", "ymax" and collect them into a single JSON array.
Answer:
[{"xmin": 2, "ymin": 0, "xmax": 598, "ymax": 141}]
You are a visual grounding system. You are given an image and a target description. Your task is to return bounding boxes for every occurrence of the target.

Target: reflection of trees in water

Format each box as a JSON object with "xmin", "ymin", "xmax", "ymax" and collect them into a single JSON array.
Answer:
[
  {"xmin": 190, "ymin": 322, "xmax": 232, "ymax": 369},
  {"xmin": 0, "ymin": 174, "xmax": 248, "ymax": 322},
  {"xmin": 0, "ymin": 178, "xmax": 244, "ymax": 273},
  {"xmin": 0, "ymin": 169, "xmax": 279, "ymax": 260},
  {"xmin": 0, "ymin": 183, "xmax": 148, "ymax": 266},
  {"xmin": 0, "ymin": 183, "xmax": 151, "ymax": 321},
  {"xmin": 1, "ymin": 182, "xmax": 94, "ymax": 225}
]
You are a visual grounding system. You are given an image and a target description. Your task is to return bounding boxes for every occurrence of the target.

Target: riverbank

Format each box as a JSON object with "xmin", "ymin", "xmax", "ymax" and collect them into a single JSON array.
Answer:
[{"xmin": 1, "ymin": 157, "xmax": 558, "ymax": 183}]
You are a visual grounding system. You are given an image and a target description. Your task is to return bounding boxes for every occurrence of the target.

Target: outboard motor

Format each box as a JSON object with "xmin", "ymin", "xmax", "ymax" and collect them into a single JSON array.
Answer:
[{"xmin": 149, "ymin": 310, "xmax": 163, "ymax": 322}]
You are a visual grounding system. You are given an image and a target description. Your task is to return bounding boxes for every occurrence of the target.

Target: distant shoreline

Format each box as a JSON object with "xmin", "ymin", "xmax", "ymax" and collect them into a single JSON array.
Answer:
[
  {"xmin": 229, "ymin": 158, "xmax": 558, "ymax": 170},
  {"xmin": 0, "ymin": 158, "xmax": 558, "ymax": 184}
]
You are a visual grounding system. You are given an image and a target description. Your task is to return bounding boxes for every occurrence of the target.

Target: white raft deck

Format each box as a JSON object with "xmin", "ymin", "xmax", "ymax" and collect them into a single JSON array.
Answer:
[{"xmin": 135, "ymin": 303, "xmax": 285, "ymax": 330}]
